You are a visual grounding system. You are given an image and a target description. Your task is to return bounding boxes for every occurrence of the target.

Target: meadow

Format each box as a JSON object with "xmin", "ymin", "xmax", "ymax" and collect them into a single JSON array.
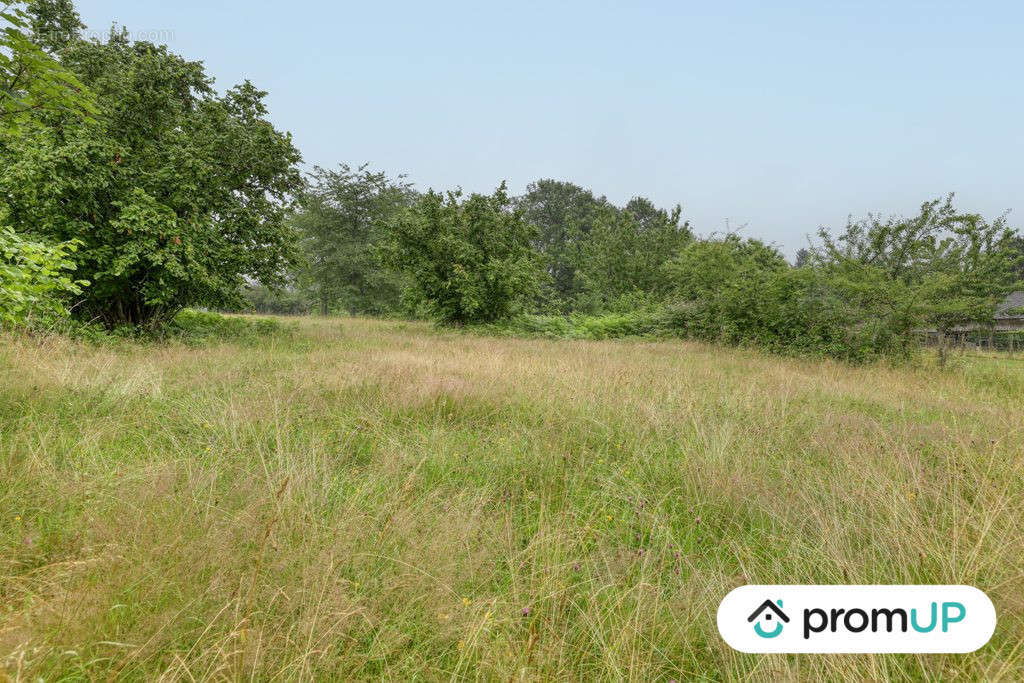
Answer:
[{"xmin": 2, "ymin": 316, "xmax": 1023, "ymax": 680}]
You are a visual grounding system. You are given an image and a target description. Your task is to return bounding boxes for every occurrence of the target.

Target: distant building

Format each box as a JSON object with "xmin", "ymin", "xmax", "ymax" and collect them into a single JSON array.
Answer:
[
  {"xmin": 919, "ymin": 291, "xmax": 1024, "ymax": 349},
  {"xmin": 993, "ymin": 291, "xmax": 1024, "ymax": 331}
]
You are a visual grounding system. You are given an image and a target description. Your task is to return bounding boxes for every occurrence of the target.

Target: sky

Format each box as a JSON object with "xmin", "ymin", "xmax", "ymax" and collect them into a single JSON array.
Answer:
[{"xmin": 76, "ymin": 1, "xmax": 1024, "ymax": 257}]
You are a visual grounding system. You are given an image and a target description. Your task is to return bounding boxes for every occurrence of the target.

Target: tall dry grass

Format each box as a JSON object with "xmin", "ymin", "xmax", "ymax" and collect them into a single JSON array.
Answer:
[{"xmin": 1, "ymin": 317, "xmax": 1022, "ymax": 680}]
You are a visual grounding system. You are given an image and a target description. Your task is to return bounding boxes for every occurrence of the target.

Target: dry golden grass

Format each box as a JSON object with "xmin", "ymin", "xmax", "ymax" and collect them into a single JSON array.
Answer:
[{"xmin": 1, "ymin": 316, "xmax": 1023, "ymax": 680}]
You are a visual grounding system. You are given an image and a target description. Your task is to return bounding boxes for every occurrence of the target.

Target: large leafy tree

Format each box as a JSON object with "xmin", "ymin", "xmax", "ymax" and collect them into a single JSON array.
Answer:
[
  {"xmin": 814, "ymin": 195, "xmax": 1021, "ymax": 332},
  {"xmin": 0, "ymin": 15, "xmax": 302, "ymax": 328},
  {"xmin": 293, "ymin": 164, "xmax": 416, "ymax": 315},
  {"xmin": 381, "ymin": 182, "xmax": 540, "ymax": 324},
  {"xmin": 517, "ymin": 179, "xmax": 611, "ymax": 309},
  {"xmin": 577, "ymin": 197, "xmax": 691, "ymax": 309}
]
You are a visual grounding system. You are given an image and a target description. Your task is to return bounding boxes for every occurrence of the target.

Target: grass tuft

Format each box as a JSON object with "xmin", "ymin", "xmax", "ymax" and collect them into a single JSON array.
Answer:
[{"xmin": 1, "ymin": 317, "xmax": 1022, "ymax": 679}]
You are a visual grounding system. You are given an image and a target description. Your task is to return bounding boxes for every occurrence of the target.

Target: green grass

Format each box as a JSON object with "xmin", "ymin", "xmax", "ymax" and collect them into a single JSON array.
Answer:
[{"xmin": 2, "ymin": 316, "xmax": 1023, "ymax": 680}]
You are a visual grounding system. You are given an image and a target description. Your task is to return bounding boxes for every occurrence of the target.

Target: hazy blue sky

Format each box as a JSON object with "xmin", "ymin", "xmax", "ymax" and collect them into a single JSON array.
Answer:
[{"xmin": 77, "ymin": 1, "xmax": 1023, "ymax": 255}]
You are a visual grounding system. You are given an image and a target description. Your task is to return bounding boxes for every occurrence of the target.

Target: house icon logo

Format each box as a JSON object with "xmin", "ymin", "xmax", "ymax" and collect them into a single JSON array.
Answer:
[{"xmin": 748, "ymin": 599, "xmax": 789, "ymax": 638}]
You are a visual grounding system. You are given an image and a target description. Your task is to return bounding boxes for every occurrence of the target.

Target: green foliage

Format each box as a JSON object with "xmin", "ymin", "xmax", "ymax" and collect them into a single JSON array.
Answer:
[
  {"xmin": 240, "ymin": 284, "xmax": 311, "ymax": 316},
  {"xmin": 0, "ymin": 224, "xmax": 86, "ymax": 327},
  {"xmin": 815, "ymin": 195, "xmax": 1021, "ymax": 332},
  {"xmin": 575, "ymin": 200, "xmax": 691, "ymax": 311},
  {"xmin": 517, "ymin": 179, "xmax": 612, "ymax": 309},
  {"xmin": 662, "ymin": 234, "xmax": 787, "ymax": 300},
  {"xmin": 451, "ymin": 195, "xmax": 1020, "ymax": 363},
  {"xmin": 38, "ymin": 307, "xmax": 289, "ymax": 345},
  {"xmin": 571, "ymin": 310, "xmax": 661, "ymax": 340},
  {"xmin": 0, "ymin": 26, "xmax": 303, "ymax": 329},
  {"xmin": 1009, "ymin": 234, "xmax": 1024, "ymax": 282},
  {"xmin": 659, "ymin": 235, "xmax": 921, "ymax": 361},
  {"xmin": 517, "ymin": 180, "xmax": 691, "ymax": 312},
  {"xmin": 23, "ymin": 0, "xmax": 82, "ymax": 52},
  {"xmin": 381, "ymin": 182, "xmax": 541, "ymax": 325},
  {"xmin": 293, "ymin": 164, "xmax": 416, "ymax": 315},
  {"xmin": 165, "ymin": 309, "xmax": 288, "ymax": 345},
  {"xmin": 491, "ymin": 235, "xmax": 923, "ymax": 362},
  {"xmin": 0, "ymin": 0, "xmax": 96, "ymax": 133}
]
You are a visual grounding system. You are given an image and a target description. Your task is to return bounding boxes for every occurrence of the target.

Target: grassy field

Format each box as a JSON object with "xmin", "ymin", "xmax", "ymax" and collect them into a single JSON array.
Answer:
[{"xmin": 2, "ymin": 316, "xmax": 1023, "ymax": 680}]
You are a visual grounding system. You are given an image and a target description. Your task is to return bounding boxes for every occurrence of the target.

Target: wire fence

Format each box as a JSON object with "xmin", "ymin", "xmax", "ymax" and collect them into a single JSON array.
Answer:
[{"xmin": 918, "ymin": 329, "xmax": 1024, "ymax": 353}]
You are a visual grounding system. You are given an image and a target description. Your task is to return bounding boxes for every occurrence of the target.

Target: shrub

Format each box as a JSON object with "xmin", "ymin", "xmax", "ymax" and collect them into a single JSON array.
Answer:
[
  {"xmin": 504, "ymin": 314, "xmax": 574, "ymax": 338},
  {"xmin": 380, "ymin": 183, "xmax": 541, "ymax": 325},
  {"xmin": 165, "ymin": 309, "xmax": 288, "ymax": 344},
  {"xmin": 572, "ymin": 311, "xmax": 660, "ymax": 340},
  {"xmin": 644, "ymin": 235, "xmax": 923, "ymax": 361},
  {"xmin": 0, "ymin": 226, "xmax": 87, "ymax": 328}
]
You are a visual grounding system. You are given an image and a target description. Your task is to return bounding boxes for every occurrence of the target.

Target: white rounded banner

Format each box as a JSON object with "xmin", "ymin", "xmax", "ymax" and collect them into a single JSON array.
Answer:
[{"xmin": 717, "ymin": 585, "xmax": 996, "ymax": 653}]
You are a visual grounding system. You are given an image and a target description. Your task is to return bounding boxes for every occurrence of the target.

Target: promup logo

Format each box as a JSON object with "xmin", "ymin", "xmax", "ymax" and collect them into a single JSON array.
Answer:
[
  {"xmin": 748, "ymin": 599, "xmax": 789, "ymax": 638},
  {"xmin": 718, "ymin": 585, "xmax": 996, "ymax": 653}
]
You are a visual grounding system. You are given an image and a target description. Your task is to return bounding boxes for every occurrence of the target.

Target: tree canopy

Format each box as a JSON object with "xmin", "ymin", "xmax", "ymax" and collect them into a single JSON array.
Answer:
[
  {"xmin": 814, "ymin": 195, "xmax": 1020, "ymax": 332},
  {"xmin": 1, "ymin": 0, "xmax": 95, "ymax": 132},
  {"xmin": 0, "ymin": 17, "xmax": 302, "ymax": 327},
  {"xmin": 381, "ymin": 183, "xmax": 540, "ymax": 325},
  {"xmin": 293, "ymin": 164, "xmax": 416, "ymax": 316}
]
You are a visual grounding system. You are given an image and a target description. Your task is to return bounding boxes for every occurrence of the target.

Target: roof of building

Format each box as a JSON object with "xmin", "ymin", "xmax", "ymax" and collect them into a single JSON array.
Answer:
[{"xmin": 996, "ymin": 291, "xmax": 1024, "ymax": 320}]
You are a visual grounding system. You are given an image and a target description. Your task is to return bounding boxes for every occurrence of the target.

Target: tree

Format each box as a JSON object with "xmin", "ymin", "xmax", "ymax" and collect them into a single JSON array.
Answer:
[
  {"xmin": 794, "ymin": 247, "xmax": 811, "ymax": 267},
  {"xmin": 0, "ymin": 0, "xmax": 94, "ymax": 132},
  {"xmin": 517, "ymin": 179, "xmax": 611, "ymax": 309},
  {"xmin": 577, "ymin": 197, "xmax": 691, "ymax": 309},
  {"xmin": 663, "ymin": 234, "xmax": 788, "ymax": 301},
  {"xmin": 815, "ymin": 195, "xmax": 1020, "ymax": 333},
  {"xmin": 1, "ymin": 0, "xmax": 93, "ymax": 327},
  {"xmin": 293, "ymin": 164, "xmax": 416, "ymax": 315},
  {"xmin": 0, "ymin": 22, "xmax": 303, "ymax": 328},
  {"xmin": 660, "ymin": 235, "xmax": 919, "ymax": 361},
  {"xmin": 1007, "ymin": 234, "xmax": 1024, "ymax": 284},
  {"xmin": 24, "ymin": 0, "xmax": 82, "ymax": 51},
  {"xmin": 381, "ymin": 182, "xmax": 540, "ymax": 325}
]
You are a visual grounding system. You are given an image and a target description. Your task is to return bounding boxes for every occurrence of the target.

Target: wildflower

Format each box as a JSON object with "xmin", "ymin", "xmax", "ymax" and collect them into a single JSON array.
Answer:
[
  {"xmin": 521, "ymin": 607, "xmax": 530, "ymax": 616},
  {"xmin": 605, "ymin": 515, "xmax": 612, "ymax": 522},
  {"xmin": 462, "ymin": 597, "xmax": 471, "ymax": 607},
  {"xmin": 573, "ymin": 563, "xmax": 581, "ymax": 572},
  {"xmin": 457, "ymin": 640, "xmax": 465, "ymax": 650},
  {"xmin": 694, "ymin": 516, "xmax": 701, "ymax": 524},
  {"xmin": 13, "ymin": 515, "xmax": 21, "ymax": 522}
]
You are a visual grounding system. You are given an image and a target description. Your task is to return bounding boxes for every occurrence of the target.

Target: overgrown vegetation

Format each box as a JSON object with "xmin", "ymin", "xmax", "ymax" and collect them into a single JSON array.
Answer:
[
  {"xmin": 3, "ymin": 3, "xmax": 1024, "ymax": 679},
  {"xmin": 379, "ymin": 182, "xmax": 541, "ymax": 325},
  {"xmin": 1, "ymin": 1, "xmax": 302, "ymax": 330},
  {"xmin": 3, "ymin": 317, "xmax": 1022, "ymax": 679},
  {"xmin": 293, "ymin": 164, "xmax": 417, "ymax": 316},
  {"xmin": 3, "ymin": 0, "xmax": 1020, "ymax": 362},
  {"xmin": 0, "ymin": 224, "xmax": 86, "ymax": 327}
]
